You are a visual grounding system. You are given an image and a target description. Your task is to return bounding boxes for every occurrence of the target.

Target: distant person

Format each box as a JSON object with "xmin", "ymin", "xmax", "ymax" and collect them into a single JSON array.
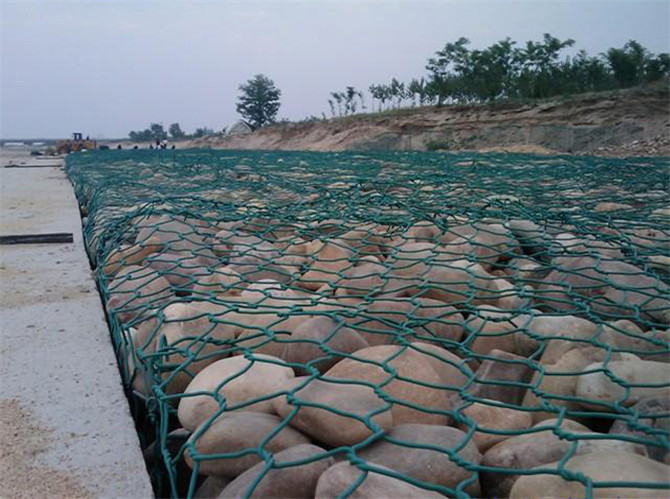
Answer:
[
  {"xmin": 171, "ymin": 145, "xmax": 176, "ymax": 150},
  {"xmin": 161, "ymin": 139, "xmax": 168, "ymax": 149},
  {"xmin": 149, "ymin": 144, "xmax": 154, "ymax": 150},
  {"xmin": 133, "ymin": 145, "xmax": 138, "ymax": 150},
  {"xmin": 155, "ymin": 138, "xmax": 161, "ymax": 149},
  {"xmin": 117, "ymin": 144, "xmax": 122, "ymax": 150}
]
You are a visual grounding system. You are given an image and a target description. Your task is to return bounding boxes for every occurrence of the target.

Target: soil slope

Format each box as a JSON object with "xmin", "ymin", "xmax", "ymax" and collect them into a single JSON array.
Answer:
[{"xmin": 193, "ymin": 84, "xmax": 669, "ymax": 156}]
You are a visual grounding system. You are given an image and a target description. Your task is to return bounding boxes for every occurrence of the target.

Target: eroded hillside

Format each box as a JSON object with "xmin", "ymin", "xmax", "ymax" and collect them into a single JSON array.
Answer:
[{"xmin": 192, "ymin": 84, "xmax": 669, "ymax": 156}]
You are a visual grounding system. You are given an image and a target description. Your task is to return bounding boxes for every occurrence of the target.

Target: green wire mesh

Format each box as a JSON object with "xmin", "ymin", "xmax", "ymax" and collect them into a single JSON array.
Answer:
[{"xmin": 66, "ymin": 149, "xmax": 670, "ymax": 498}]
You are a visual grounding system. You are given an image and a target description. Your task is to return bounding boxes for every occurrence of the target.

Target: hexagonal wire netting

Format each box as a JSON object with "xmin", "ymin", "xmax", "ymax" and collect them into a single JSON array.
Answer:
[{"xmin": 66, "ymin": 149, "xmax": 669, "ymax": 498}]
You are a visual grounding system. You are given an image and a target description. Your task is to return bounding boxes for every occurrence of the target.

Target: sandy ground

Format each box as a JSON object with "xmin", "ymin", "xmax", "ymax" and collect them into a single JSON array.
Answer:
[{"xmin": 0, "ymin": 149, "xmax": 153, "ymax": 498}]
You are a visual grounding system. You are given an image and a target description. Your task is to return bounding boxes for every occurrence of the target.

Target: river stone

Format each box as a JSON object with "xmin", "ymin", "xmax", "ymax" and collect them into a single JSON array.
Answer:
[
  {"xmin": 385, "ymin": 241, "xmax": 445, "ymax": 277},
  {"xmin": 178, "ymin": 354, "xmax": 294, "ymax": 431},
  {"xmin": 440, "ymin": 223, "xmax": 520, "ymax": 270},
  {"xmin": 325, "ymin": 344, "xmax": 450, "ymax": 425},
  {"xmin": 345, "ymin": 298, "xmax": 464, "ymax": 346},
  {"xmin": 282, "ymin": 317, "xmax": 369, "ymax": 374},
  {"xmin": 506, "ymin": 219, "xmax": 552, "ymax": 256},
  {"xmin": 610, "ymin": 396, "xmax": 670, "ymax": 463},
  {"xmin": 342, "ymin": 299, "xmax": 415, "ymax": 346},
  {"xmin": 338, "ymin": 225, "xmax": 387, "ymax": 259},
  {"xmin": 483, "ymin": 428, "xmax": 650, "ymax": 498},
  {"xmin": 455, "ymin": 400, "xmax": 532, "ymax": 452},
  {"xmin": 238, "ymin": 280, "xmax": 296, "ymax": 302},
  {"xmin": 422, "ymin": 259, "xmax": 500, "ymax": 307},
  {"xmin": 463, "ymin": 306, "xmax": 519, "ymax": 356},
  {"xmin": 512, "ymin": 314, "xmax": 598, "ymax": 361},
  {"xmin": 211, "ymin": 229, "xmax": 261, "ymax": 257},
  {"xmin": 531, "ymin": 417, "xmax": 590, "ymax": 431},
  {"xmin": 409, "ymin": 342, "xmax": 472, "ymax": 390},
  {"xmin": 271, "ymin": 377, "xmax": 393, "ymax": 447},
  {"xmin": 468, "ymin": 350, "xmax": 533, "ymax": 405},
  {"xmin": 228, "ymin": 257, "xmax": 293, "ymax": 285},
  {"xmin": 408, "ymin": 298, "xmax": 465, "ymax": 345},
  {"xmin": 185, "ymin": 411, "xmax": 310, "ymax": 477},
  {"xmin": 153, "ymin": 302, "xmax": 239, "ymax": 394},
  {"xmin": 230, "ymin": 298, "xmax": 334, "ymax": 358},
  {"xmin": 107, "ymin": 265, "xmax": 173, "ymax": 323},
  {"xmin": 604, "ymin": 320, "xmax": 670, "ymax": 359},
  {"xmin": 298, "ymin": 240, "xmax": 355, "ymax": 290},
  {"xmin": 194, "ymin": 477, "xmax": 230, "ymax": 498},
  {"xmin": 358, "ymin": 424, "xmax": 482, "ymax": 496},
  {"xmin": 143, "ymin": 428, "xmax": 190, "ymax": 471},
  {"xmin": 404, "ymin": 221, "xmax": 441, "ymax": 243},
  {"xmin": 192, "ymin": 267, "xmax": 247, "ymax": 297},
  {"xmin": 640, "ymin": 328, "xmax": 670, "ymax": 363},
  {"xmin": 233, "ymin": 328, "xmax": 289, "ymax": 358},
  {"xmin": 334, "ymin": 263, "xmax": 385, "ymax": 297},
  {"xmin": 537, "ymin": 256, "xmax": 669, "ymax": 324},
  {"xmin": 522, "ymin": 346, "xmax": 612, "ymax": 423},
  {"xmin": 102, "ymin": 234, "xmax": 163, "ymax": 276},
  {"xmin": 491, "ymin": 278, "xmax": 530, "ymax": 311},
  {"xmin": 315, "ymin": 462, "xmax": 443, "ymax": 498},
  {"xmin": 509, "ymin": 451, "xmax": 670, "ymax": 499},
  {"xmin": 576, "ymin": 359, "xmax": 670, "ymax": 410},
  {"xmin": 594, "ymin": 202, "xmax": 633, "ymax": 212},
  {"xmin": 135, "ymin": 214, "xmax": 218, "ymax": 265},
  {"xmin": 218, "ymin": 444, "xmax": 334, "ymax": 498},
  {"xmin": 147, "ymin": 252, "xmax": 212, "ymax": 288},
  {"xmin": 228, "ymin": 239, "xmax": 282, "ymax": 268}
]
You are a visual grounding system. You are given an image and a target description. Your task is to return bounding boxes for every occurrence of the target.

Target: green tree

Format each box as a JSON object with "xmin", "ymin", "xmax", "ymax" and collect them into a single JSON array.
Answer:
[
  {"xmin": 331, "ymin": 92, "xmax": 343, "ymax": 116},
  {"xmin": 192, "ymin": 127, "xmax": 214, "ymax": 138},
  {"xmin": 236, "ymin": 74, "xmax": 281, "ymax": 128},
  {"xmin": 645, "ymin": 53, "xmax": 670, "ymax": 82},
  {"xmin": 516, "ymin": 34, "xmax": 575, "ymax": 99},
  {"xmin": 408, "ymin": 78, "xmax": 427, "ymax": 106},
  {"xmin": 149, "ymin": 123, "xmax": 167, "ymax": 142},
  {"xmin": 169, "ymin": 123, "xmax": 186, "ymax": 140},
  {"xmin": 369, "ymin": 84, "xmax": 384, "ymax": 111},
  {"xmin": 606, "ymin": 41, "xmax": 669, "ymax": 85},
  {"xmin": 128, "ymin": 128, "xmax": 152, "ymax": 142},
  {"xmin": 426, "ymin": 37, "xmax": 471, "ymax": 104},
  {"xmin": 563, "ymin": 50, "xmax": 613, "ymax": 94}
]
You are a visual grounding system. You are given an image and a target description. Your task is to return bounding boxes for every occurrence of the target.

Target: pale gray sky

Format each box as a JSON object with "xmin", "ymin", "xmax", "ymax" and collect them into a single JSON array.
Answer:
[{"xmin": 1, "ymin": 0, "xmax": 668, "ymax": 139}]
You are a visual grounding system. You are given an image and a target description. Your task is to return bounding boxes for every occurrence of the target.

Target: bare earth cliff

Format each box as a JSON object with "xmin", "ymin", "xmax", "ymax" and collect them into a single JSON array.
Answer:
[{"xmin": 193, "ymin": 85, "xmax": 669, "ymax": 156}]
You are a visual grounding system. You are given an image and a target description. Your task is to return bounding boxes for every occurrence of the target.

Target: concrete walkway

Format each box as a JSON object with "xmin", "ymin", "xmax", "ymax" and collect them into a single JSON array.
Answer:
[{"xmin": 0, "ymin": 153, "xmax": 153, "ymax": 498}]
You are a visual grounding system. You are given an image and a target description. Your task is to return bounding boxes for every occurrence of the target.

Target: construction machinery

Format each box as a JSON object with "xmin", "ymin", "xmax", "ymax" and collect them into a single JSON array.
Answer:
[{"xmin": 49, "ymin": 133, "xmax": 97, "ymax": 155}]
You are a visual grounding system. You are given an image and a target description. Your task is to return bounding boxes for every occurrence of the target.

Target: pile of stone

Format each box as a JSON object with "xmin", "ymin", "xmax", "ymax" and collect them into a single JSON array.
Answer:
[
  {"xmin": 593, "ymin": 133, "xmax": 670, "ymax": 157},
  {"xmin": 99, "ymin": 209, "xmax": 670, "ymax": 498}
]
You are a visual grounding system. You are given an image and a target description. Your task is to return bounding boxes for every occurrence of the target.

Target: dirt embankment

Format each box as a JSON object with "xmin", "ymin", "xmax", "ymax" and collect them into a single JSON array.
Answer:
[{"xmin": 194, "ymin": 84, "xmax": 669, "ymax": 156}]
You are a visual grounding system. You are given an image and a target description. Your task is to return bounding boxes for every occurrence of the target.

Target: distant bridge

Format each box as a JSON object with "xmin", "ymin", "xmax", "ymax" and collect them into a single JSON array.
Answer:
[{"xmin": 0, "ymin": 139, "xmax": 58, "ymax": 147}]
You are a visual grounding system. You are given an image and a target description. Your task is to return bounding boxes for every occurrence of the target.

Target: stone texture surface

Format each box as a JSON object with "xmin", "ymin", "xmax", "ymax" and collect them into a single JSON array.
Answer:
[
  {"xmin": 282, "ymin": 316, "xmax": 369, "ymax": 374},
  {"xmin": 185, "ymin": 411, "xmax": 310, "ymax": 477},
  {"xmin": 358, "ymin": 424, "xmax": 482, "ymax": 496},
  {"xmin": 509, "ymin": 451, "xmax": 670, "ymax": 499},
  {"xmin": 468, "ymin": 350, "xmax": 533, "ymax": 405},
  {"xmin": 315, "ymin": 462, "xmax": 443, "ymax": 498},
  {"xmin": 455, "ymin": 400, "xmax": 533, "ymax": 452},
  {"xmin": 483, "ymin": 429, "xmax": 648, "ymax": 497},
  {"xmin": 576, "ymin": 359, "xmax": 670, "ymax": 410},
  {"xmin": 178, "ymin": 354, "xmax": 294, "ymax": 431},
  {"xmin": 325, "ymin": 344, "xmax": 451, "ymax": 425},
  {"xmin": 218, "ymin": 444, "xmax": 334, "ymax": 498},
  {"xmin": 272, "ymin": 377, "xmax": 393, "ymax": 447},
  {"xmin": 610, "ymin": 396, "xmax": 670, "ymax": 463}
]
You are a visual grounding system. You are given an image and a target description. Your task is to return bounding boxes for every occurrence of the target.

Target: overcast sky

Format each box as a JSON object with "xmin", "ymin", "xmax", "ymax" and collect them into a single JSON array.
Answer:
[{"xmin": 1, "ymin": 0, "xmax": 668, "ymax": 139}]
